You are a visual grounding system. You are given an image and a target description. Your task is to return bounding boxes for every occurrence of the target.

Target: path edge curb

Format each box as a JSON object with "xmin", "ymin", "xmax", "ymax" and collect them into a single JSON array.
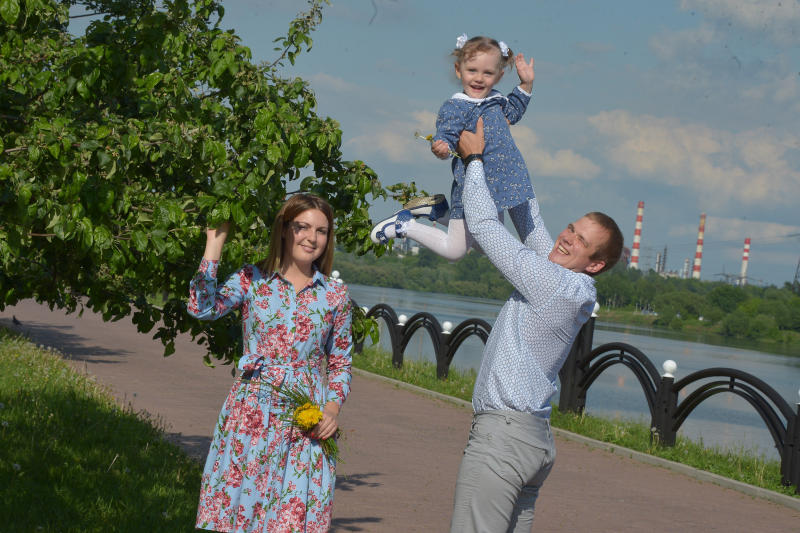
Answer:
[{"xmin": 352, "ymin": 367, "xmax": 800, "ymax": 512}]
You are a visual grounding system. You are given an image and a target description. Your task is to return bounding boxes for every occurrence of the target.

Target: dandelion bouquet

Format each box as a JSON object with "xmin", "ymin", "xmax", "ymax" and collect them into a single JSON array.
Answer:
[{"xmin": 275, "ymin": 379, "xmax": 340, "ymax": 461}]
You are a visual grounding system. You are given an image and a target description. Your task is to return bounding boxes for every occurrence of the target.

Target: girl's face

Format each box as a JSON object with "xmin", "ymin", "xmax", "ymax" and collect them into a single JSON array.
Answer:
[
  {"xmin": 455, "ymin": 49, "xmax": 504, "ymax": 99},
  {"xmin": 282, "ymin": 208, "xmax": 329, "ymax": 270}
]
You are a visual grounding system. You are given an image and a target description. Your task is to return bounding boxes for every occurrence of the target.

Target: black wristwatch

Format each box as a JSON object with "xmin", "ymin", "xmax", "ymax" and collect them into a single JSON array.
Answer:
[{"xmin": 463, "ymin": 153, "xmax": 483, "ymax": 166}]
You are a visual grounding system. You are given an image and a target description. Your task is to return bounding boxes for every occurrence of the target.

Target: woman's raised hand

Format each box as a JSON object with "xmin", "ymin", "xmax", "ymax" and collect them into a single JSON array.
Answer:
[{"xmin": 203, "ymin": 221, "xmax": 231, "ymax": 261}]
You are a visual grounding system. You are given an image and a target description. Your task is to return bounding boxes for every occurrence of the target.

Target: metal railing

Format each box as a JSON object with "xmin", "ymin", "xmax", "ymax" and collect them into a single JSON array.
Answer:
[{"xmin": 355, "ymin": 300, "xmax": 800, "ymax": 493}]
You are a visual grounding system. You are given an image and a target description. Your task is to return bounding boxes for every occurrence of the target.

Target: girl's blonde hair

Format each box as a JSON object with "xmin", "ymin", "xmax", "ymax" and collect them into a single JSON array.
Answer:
[
  {"xmin": 255, "ymin": 193, "xmax": 335, "ymax": 277},
  {"xmin": 453, "ymin": 36, "xmax": 514, "ymax": 70}
]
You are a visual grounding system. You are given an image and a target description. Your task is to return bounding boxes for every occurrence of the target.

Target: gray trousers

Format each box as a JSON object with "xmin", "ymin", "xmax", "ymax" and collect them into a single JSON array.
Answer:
[{"xmin": 450, "ymin": 410, "xmax": 556, "ymax": 533}]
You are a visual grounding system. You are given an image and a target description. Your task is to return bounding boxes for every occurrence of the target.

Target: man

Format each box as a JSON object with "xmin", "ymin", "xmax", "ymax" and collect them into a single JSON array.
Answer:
[{"xmin": 450, "ymin": 119, "xmax": 623, "ymax": 533}]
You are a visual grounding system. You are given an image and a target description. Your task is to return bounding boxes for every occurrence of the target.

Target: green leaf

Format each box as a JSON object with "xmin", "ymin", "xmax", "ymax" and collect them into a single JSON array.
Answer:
[
  {"xmin": 266, "ymin": 144, "xmax": 281, "ymax": 164},
  {"xmin": 96, "ymin": 125, "xmax": 111, "ymax": 139},
  {"xmin": 76, "ymin": 79, "xmax": 90, "ymax": 99},
  {"xmin": 231, "ymin": 202, "xmax": 246, "ymax": 227},
  {"xmin": 17, "ymin": 184, "xmax": 32, "ymax": 206},
  {"xmin": 0, "ymin": 0, "xmax": 20, "ymax": 25},
  {"xmin": 131, "ymin": 230, "xmax": 148, "ymax": 252},
  {"xmin": 96, "ymin": 150, "xmax": 112, "ymax": 169},
  {"xmin": 79, "ymin": 218, "xmax": 94, "ymax": 248},
  {"xmin": 93, "ymin": 225, "xmax": 113, "ymax": 249},
  {"xmin": 163, "ymin": 340, "xmax": 176, "ymax": 357}
]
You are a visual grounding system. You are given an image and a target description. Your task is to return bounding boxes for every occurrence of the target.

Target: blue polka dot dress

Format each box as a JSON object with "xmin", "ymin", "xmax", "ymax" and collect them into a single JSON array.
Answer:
[{"xmin": 433, "ymin": 87, "xmax": 534, "ymax": 219}]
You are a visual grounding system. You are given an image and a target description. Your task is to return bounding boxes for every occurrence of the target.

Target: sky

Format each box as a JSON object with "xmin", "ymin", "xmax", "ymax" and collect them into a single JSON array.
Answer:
[{"xmin": 81, "ymin": 1, "xmax": 800, "ymax": 286}]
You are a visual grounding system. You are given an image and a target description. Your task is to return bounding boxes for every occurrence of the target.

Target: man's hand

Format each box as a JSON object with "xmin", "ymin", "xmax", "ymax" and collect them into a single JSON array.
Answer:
[
  {"xmin": 515, "ymin": 53, "xmax": 534, "ymax": 93},
  {"xmin": 457, "ymin": 117, "xmax": 485, "ymax": 158},
  {"xmin": 431, "ymin": 139, "xmax": 451, "ymax": 159}
]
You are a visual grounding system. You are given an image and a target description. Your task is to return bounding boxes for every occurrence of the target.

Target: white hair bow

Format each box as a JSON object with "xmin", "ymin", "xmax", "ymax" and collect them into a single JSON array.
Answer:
[
  {"xmin": 498, "ymin": 41, "xmax": 509, "ymax": 57},
  {"xmin": 456, "ymin": 33, "xmax": 468, "ymax": 49}
]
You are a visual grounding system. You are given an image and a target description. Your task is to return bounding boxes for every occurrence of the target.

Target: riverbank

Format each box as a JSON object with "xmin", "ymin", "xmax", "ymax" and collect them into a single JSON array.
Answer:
[{"xmin": 599, "ymin": 307, "xmax": 800, "ymax": 354}]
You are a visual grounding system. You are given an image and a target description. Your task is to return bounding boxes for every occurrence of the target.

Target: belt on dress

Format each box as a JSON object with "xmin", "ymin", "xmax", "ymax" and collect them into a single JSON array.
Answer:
[{"xmin": 238, "ymin": 359, "xmax": 321, "ymax": 404}]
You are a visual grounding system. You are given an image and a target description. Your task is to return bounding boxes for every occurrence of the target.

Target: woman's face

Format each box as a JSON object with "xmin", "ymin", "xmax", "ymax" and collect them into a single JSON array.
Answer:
[{"xmin": 282, "ymin": 208, "xmax": 329, "ymax": 269}]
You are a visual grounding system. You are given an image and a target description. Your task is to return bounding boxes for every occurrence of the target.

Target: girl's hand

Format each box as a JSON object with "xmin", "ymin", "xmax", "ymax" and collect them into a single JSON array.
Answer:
[
  {"xmin": 312, "ymin": 402, "xmax": 340, "ymax": 440},
  {"xmin": 515, "ymin": 53, "xmax": 535, "ymax": 93},
  {"xmin": 431, "ymin": 139, "xmax": 451, "ymax": 160},
  {"xmin": 203, "ymin": 222, "xmax": 231, "ymax": 261}
]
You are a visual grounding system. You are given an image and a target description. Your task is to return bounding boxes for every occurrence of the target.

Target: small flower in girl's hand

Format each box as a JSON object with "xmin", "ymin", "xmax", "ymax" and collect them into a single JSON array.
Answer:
[{"xmin": 415, "ymin": 131, "xmax": 460, "ymax": 158}]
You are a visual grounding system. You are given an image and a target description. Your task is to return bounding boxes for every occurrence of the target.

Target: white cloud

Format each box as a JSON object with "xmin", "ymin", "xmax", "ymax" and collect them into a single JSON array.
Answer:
[
  {"xmin": 705, "ymin": 216, "xmax": 800, "ymax": 242},
  {"xmin": 588, "ymin": 110, "xmax": 800, "ymax": 206},
  {"xmin": 680, "ymin": 0, "xmax": 800, "ymax": 45},
  {"xmin": 346, "ymin": 110, "xmax": 437, "ymax": 163},
  {"xmin": 743, "ymin": 74, "xmax": 800, "ymax": 112},
  {"xmin": 347, "ymin": 112, "xmax": 601, "ymax": 180},
  {"xmin": 309, "ymin": 73, "xmax": 360, "ymax": 94},
  {"xmin": 649, "ymin": 25, "xmax": 716, "ymax": 62},
  {"xmin": 512, "ymin": 126, "xmax": 601, "ymax": 180}
]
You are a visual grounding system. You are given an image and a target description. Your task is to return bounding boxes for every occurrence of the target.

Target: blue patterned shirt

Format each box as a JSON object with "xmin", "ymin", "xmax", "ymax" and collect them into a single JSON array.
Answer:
[{"xmin": 463, "ymin": 161, "xmax": 596, "ymax": 418}]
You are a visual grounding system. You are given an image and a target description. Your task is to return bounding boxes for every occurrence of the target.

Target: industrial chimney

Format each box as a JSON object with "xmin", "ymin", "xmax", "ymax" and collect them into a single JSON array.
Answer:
[
  {"xmin": 692, "ymin": 213, "xmax": 706, "ymax": 280},
  {"xmin": 739, "ymin": 238, "xmax": 751, "ymax": 286},
  {"xmin": 630, "ymin": 201, "xmax": 644, "ymax": 270}
]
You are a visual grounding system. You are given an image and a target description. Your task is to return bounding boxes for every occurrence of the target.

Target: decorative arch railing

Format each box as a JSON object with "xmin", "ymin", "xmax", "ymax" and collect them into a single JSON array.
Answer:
[
  {"xmin": 351, "ymin": 299, "xmax": 800, "ymax": 493},
  {"xmin": 557, "ymin": 317, "xmax": 800, "ymax": 494},
  {"xmin": 358, "ymin": 303, "xmax": 491, "ymax": 379}
]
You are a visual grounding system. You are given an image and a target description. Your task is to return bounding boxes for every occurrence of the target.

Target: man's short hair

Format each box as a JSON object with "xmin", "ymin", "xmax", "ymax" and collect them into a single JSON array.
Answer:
[{"xmin": 585, "ymin": 212, "xmax": 623, "ymax": 276}]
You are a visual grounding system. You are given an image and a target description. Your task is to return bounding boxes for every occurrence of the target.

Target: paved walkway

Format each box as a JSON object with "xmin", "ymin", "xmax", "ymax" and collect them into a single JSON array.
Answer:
[{"xmin": 3, "ymin": 300, "xmax": 800, "ymax": 532}]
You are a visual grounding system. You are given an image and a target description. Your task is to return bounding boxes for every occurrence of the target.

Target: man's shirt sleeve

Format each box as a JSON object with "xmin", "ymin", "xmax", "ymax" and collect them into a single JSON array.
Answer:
[{"xmin": 463, "ymin": 160, "xmax": 562, "ymax": 310}]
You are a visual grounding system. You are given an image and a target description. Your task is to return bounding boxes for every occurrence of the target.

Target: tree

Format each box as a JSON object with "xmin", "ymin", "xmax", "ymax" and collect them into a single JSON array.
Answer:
[{"xmin": 0, "ymin": 0, "xmax": 384, "ymax": 365}]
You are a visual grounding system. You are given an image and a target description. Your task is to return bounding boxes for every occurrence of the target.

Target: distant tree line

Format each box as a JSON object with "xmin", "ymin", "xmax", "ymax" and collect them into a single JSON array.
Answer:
[
  {"xmin": 595, "ymin": 266, "xmax": 800, "ymax": 341},
  {"xmin": 334, "ymin": 248, "xmax": 514, "ymax": 301},
  {"xmin": 336, "ymin": 249, "xmax": 800, "ymax": 343}
]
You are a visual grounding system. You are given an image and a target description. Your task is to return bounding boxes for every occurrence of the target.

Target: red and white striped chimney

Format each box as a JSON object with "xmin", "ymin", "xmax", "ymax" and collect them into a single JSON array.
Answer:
[
  {"xmin": 692, "ymin": 213, "xmax": 706, "ymax": 279},
  {"xmin": 740, "ymin": 237, "xmax": 751, "ymax": 286},
  {"xmin": 630, "ymin": 201, "xmax": 644, "ymax": 270}
]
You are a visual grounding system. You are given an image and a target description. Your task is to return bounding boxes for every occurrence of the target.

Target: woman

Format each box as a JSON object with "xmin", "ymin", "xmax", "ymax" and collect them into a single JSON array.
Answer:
[{"xmin": 189, "ymin": 193, "xmax": 352, "ymax": 532}]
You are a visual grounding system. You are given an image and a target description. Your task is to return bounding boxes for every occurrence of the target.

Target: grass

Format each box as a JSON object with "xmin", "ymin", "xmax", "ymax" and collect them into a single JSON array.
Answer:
[
  {"xmin": 0, "ymin": 328, "xmax": 202, "ymax": 532},
  {"xmin": 354, "ymin": 345, "xmax": 798, "ymax": 498}
]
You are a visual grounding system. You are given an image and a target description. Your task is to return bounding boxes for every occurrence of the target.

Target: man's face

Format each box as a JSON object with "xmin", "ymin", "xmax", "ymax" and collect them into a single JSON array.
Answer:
[{"xmin": 548, "ymin": 216, "xmax": 608, "ymax": 274}]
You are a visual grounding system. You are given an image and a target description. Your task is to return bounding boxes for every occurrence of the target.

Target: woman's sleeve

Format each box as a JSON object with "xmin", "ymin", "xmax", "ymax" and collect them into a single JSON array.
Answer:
[
  {"xmin": 187, "ymin": 259, "xmax": 250, "ymax": 321},
  {"xmin": 503, "ymin": 86, "xmax": 531, "ymax": 125},
  {"xmin": 324, "ymin": 288, "xmax": 353, "ymax": 406}
]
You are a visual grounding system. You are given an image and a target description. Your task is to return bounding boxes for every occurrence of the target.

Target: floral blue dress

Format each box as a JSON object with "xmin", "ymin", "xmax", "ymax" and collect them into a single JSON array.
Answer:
[
  {"xmin": 433, "ymin": 87, "xmax": 534, "ymax": 218},
  {"xmin": 188, "ymin": 259, "xmax": 352, "ymax": 533}
]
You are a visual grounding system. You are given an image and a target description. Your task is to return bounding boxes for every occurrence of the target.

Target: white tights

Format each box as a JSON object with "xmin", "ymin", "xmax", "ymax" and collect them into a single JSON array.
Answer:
[
  {"xmin": 403, "ymin": 217, "xmax": 473, "ymax": 261},
  {"xmin": 401, "ymin": 199, "xmax": 537, "ymax": 261}
]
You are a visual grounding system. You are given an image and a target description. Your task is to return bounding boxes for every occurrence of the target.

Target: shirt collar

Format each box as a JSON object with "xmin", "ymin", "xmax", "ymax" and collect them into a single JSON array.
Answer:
[
  {"xmin": 451, "ymin": 89, "xmax": 503, "ymax": 104},
  {"xmin": 268, "ymin": 265, "xmax": 328, "ymax": 290}
]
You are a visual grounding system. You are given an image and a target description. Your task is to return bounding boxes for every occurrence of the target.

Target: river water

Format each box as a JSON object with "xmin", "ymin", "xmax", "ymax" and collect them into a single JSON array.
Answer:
[{"xmin": 348, "ymin": 283, "xmax": 800, "ymax": 460}]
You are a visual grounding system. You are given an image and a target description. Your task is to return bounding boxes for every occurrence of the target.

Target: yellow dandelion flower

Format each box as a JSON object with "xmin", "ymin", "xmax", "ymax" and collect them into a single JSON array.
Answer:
[{"xmin": 293, "ymin": 402, "xmax": 323, "ymax": 431}]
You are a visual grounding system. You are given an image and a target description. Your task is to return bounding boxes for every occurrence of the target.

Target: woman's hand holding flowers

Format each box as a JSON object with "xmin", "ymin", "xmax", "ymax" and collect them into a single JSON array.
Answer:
[{"xmin": 311, "ymin": 402, "xmax": 340, "ymax": 440}]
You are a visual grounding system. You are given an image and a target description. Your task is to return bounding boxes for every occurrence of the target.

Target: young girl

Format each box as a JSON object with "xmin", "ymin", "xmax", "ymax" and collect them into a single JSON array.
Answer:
[
  {"xmin": 371, "ymin": 34, "xmax": 536, "ymax": 260},
  {"xmin": 190, "ymin": 194, "xmax": 352, "ymax": 532}
]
